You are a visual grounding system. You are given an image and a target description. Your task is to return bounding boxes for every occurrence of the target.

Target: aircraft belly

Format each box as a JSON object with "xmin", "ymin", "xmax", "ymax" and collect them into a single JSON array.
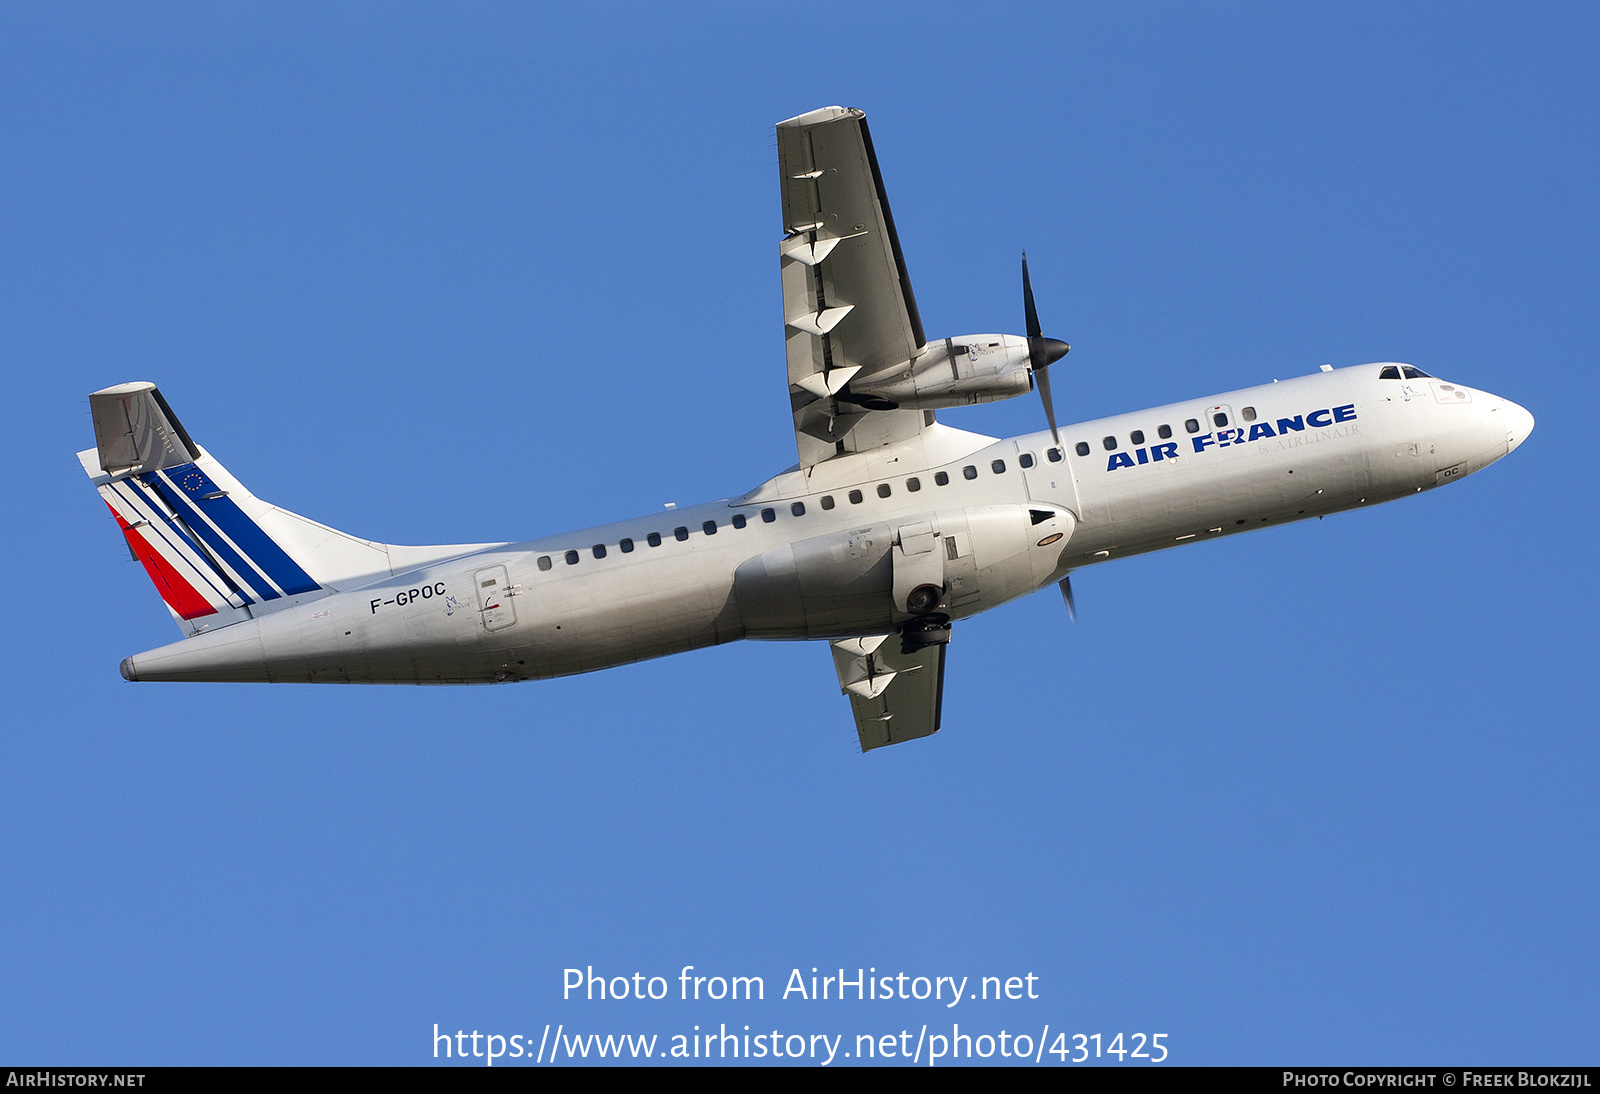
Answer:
[
  {"xmin": 734, "ymin": 524, "xmax": 898, "ymax": 639},
  {"xmin": 733, "ymin": 502, "xmax": 1070, "ymax": 638},
  {"xmin": 521, "ymin": 554, "xmax": 742, "ymax": 679}
]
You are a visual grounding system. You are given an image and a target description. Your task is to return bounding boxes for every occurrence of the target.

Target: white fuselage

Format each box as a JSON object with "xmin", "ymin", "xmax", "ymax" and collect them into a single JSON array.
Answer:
[{"xmin": 120, "ymin": 365, "xmax": 1532, "ymax": 684}]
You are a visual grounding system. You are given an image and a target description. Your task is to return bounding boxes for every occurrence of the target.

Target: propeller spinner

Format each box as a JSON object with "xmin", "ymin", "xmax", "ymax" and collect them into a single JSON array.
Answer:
[{"xmin": 1022, "ymin": 252, "xmax": 1070, "ymax": 444}]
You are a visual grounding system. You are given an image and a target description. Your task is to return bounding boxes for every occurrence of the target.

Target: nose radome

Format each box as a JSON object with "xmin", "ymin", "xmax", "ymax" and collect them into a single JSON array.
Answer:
[{"xmin": 1503, "ymin": 399, "xmax": 1535, "ymax": 453}]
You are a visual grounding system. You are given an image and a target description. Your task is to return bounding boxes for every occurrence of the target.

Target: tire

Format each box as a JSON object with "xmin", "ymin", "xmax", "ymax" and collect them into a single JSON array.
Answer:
[{"xmin": 905, "ymin": 583, "xmax": 943, "ymax": 615}]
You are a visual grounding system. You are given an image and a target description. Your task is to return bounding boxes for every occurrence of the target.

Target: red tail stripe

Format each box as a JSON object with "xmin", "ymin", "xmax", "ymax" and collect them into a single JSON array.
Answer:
[{"xmin": 106, "ymin": 502, "xmax": 217, "ymax": 620}]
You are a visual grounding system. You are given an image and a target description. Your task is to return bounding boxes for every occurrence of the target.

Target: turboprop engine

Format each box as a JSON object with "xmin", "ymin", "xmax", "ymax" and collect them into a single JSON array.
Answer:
[
  {"xmin": 733, "ymin": 504, "xmax": 1076, "ymax": 640},
  {"xmin": 840, "ymin": 335, "xmax": 1034, "ymax": 411}
]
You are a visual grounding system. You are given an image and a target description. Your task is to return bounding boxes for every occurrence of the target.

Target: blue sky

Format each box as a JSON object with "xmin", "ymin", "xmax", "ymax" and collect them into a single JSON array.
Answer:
[{"xmin": 3, "ymin": 2, "xmax": 1595, "ymax": 1066}]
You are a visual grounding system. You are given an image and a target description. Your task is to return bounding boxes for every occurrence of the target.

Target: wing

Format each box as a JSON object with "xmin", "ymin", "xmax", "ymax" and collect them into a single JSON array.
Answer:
[
  {"xmin": 777, "ymin": 107, "xmax": 930, "ymax": 469},
  {"xmin": 830, "ymin": 635, "xmax": 946, "ymax": 752}
]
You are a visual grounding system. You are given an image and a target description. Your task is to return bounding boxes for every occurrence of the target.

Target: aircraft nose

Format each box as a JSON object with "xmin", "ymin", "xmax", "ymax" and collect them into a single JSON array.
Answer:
[{"xmin": 1503, "ymin": 399, "xmax": 1535, "ymax": 453}]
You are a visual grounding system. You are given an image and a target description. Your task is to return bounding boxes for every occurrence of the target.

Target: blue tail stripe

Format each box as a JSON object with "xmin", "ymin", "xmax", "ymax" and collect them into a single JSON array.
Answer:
[
  {"xmin": 163, "ymin": 465, "xmax": 320, "ymax": 595},
  {"xmin": 142, "ymin": 472, "xmax": 282, "ymax": 601}
]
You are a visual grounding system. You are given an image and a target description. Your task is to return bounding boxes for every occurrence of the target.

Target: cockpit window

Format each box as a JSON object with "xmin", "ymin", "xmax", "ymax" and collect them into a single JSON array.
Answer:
[
  {"xmin": 1379, "ymin": 366, "xmax": 1401, "ymax": 380},
  {"xmin": 1401, "ymin": 366, "xmax": 1432, "ymax": 379}
]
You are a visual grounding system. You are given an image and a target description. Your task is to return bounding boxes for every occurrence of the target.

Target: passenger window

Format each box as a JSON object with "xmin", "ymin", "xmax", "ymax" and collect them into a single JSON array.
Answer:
[
  {"xmin": 848, "ymin": 489, "xmax": 863, "ymax": 504},
  {"xmin": 732, "ymin": 513, "xmax": 746, "ymax": 529},
  {"xmin": 537, "ymin": 555, "xmax": 552, "ymax": 571},
  {"xmin": 877, "ymin": 483, "xmax": 891, "ymax": 497},
  {"xmin": 991, "ymin": 460, "xmax": 1005, "ymax": 474},
  {"xmin": 647, "ymin": 532, "xmax": 662, "ymax": 547},
  {"xmin": 962, "ymin": 465, "xmax": 978, "ymax": 480},
  {"xmin": 619, "ymin": 538, "xmax": 634, "ymax": 553},
  {"xmin": 761, "ymin": 508, "xmax": 775, "ymax": 523},
  {"xmin": 1130, "ymin": 430, "xmax": 1144, "ymax": 445},
  {"xmin": 1402, "ymin": 366, "xmax": 1432, "ymax": 379},
  {"xmin": 1018, "ymin": 454, "xmax": 1034, "ymax": 469},
  {"xmin": 934, "ymin": 471, "xmax": 950, "ymax": 485},
  {"xmin": 1047, "ymin": 447, "xmax": 1062, "ymax": 462},
  {"xmin": 1241, "ymin": 407, "xmax": 1256, "ymax": 421},
  {"xmin": 1213, "ymin": 412, "xmax": 1228, "ymax": 427},
  {"xmin": 1102, "ymin": 436, "xmax": 1117, "ymax": 451},
  {"xmin": 821, "ymin": 495, "xmax": 835, "ymax": 510},
  {"xmin": 565, "ymin": 550, "xmax": 580, "ymax": 565},
  {"xmin": 674, "ymin": 526, "xmax": 689, "ymax": 541},
  {"xmin": 790, "ymin": 502, "xmax": 805, "ymax": 517},
  {"xmin": 702, "ymin": 520, "xmax": 717, "ymax": 535},
  {"xmin": 1185, "ymin": 419, "xmax": 1200, "ymax": 433},
  {"xmin": 592, "ymin": 544, "xmax": 606, "ymax": 559},
  {"xmin": 1158, "ymin": 424, "xmax": 1172, "ymax": 439},
  {"xmin": 907, "ymin": 477, "xmax": 922, "ymax": 491},
  {"xmin": 1379, "ymin": 365, "xmax": 1401, "ymax": 380}
]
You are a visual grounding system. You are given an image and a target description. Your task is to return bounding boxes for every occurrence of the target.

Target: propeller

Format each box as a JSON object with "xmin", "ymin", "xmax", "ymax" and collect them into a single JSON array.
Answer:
[
  {"xmin": 1022, "ymin": 252, "xmax": 1071, "ymax": 445},
  {"xmin": 1058, "ymin": 576, "xmax": 1078, "ymax": 623}
]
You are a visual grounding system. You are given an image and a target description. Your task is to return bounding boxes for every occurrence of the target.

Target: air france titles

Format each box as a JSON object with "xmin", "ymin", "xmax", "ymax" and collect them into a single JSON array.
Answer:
[{"xmin": 1105, "ymin": 404, "xmax": 1359, "ymax": 472}]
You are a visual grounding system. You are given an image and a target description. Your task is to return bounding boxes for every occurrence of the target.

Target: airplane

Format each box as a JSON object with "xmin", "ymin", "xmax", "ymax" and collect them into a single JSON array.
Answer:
[{"xmin": 79, "ymin": 105, "xmax": 1534, "ymax": 752}]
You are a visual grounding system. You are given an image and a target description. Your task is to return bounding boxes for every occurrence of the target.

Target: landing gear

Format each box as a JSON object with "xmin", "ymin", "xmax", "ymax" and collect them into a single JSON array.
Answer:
[
  {"xmin": 900, "ymin": 613, "xmax": 951, "ymax": 655},
  {"xmin": 904, "ymin": 583, "xmax": 944, "ymax": 615}
]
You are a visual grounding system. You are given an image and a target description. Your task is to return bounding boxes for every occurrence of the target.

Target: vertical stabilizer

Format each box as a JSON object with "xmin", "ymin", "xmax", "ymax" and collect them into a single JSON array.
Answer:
[{"xmin": 82, "ymin": 382, "xmax": 504, "ymax": 638}]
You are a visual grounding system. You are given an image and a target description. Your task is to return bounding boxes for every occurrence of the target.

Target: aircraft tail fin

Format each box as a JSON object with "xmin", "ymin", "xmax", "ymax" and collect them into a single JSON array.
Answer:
[{"xmin": 82, "ymin": 382, "xmax": 501, "ymax": 638}]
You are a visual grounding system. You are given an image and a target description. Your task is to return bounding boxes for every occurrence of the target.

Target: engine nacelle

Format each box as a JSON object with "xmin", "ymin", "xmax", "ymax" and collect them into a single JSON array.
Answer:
[
  {"xmin": 843, "ymin": 334, "xmax": 1031, "ymax": 411},
  {"xmin": 733, "ymin": 504, "xmax": 1076, "ymax": 640}
]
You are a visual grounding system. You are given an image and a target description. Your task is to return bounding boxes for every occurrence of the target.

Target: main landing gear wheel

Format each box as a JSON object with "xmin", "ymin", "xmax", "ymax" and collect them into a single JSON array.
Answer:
[{"xmin": 900, "ymin": 614, "xmax": 951, "ymax": 655}]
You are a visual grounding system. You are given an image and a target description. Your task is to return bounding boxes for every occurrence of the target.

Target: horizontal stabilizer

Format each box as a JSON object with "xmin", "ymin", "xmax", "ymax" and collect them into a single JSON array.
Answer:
[{"xmin": 90, "ymin": 382, "xmax": 198, "ymax": 478}]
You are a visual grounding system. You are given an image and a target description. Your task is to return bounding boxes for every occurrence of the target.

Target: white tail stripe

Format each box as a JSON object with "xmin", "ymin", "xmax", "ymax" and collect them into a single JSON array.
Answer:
[
  {"xmin": 104, "ymin": 481, "xmax": 238, "ymax": 611},
  {"xmin": 147, "ymin": 469, "xmax": 292, "ymax": 600}
]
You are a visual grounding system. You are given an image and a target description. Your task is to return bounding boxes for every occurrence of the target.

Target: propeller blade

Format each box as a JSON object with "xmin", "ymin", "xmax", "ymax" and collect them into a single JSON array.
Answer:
[
  {"xmin": 1022, "ymin": 252, "xmax": 1042, "ymax": 339},
  {"xmin": 1021, "ymin": 251, "xmax": 1069, "ymax": 445},
  {"xmin": 1035, "ymin": 358, "xmax": 1060, "ymax": 445},
  {"xmin": 1058, "ymin": 575, "xmax": 1077, "ymax": 623}
]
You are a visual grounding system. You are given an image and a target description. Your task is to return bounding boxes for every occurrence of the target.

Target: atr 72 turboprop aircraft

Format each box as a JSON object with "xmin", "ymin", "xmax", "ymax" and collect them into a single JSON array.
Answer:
[{"xmin": 82, "ymin": 106, "xmax": 1533, "ymax": 751}]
